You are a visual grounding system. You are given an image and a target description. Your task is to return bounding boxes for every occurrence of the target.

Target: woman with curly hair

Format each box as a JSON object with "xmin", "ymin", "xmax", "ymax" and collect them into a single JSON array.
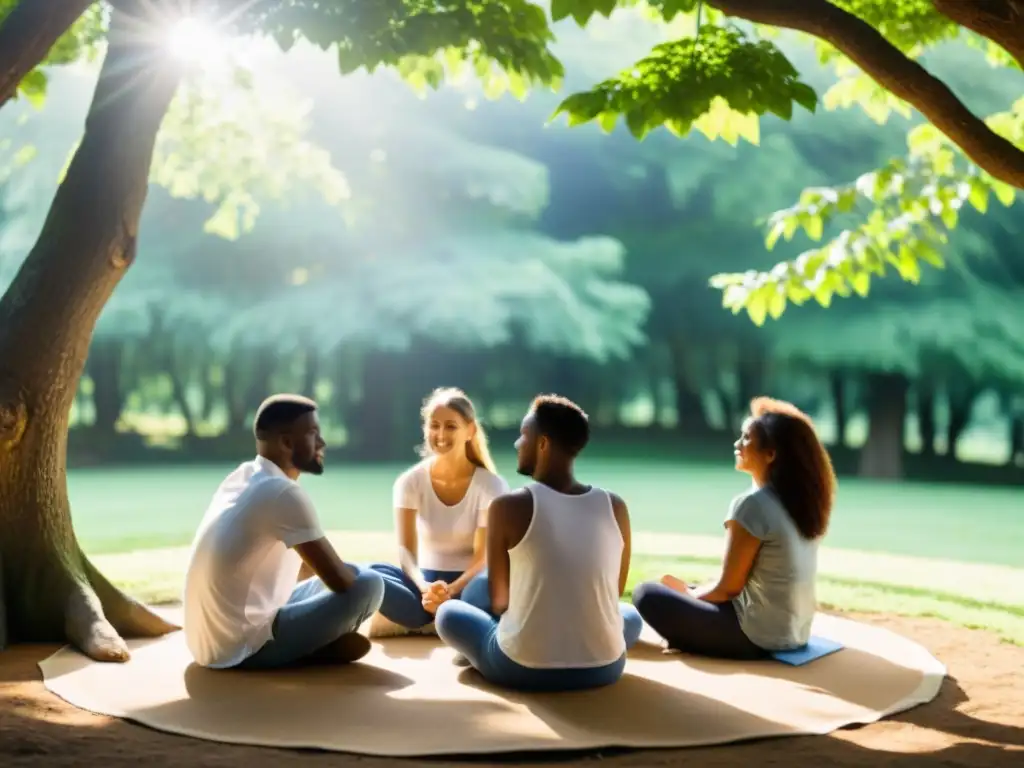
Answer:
[{"xmin": 632, "ymin": 396, "xmax": 837, "ymax": 659}]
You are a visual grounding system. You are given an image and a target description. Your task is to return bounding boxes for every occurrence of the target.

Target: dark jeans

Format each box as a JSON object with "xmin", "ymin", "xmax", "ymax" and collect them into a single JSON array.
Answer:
[
  {"xmin": 435, "ymin": 598, "xmax": 644, "ymax": 692},
  {"xmin": 367, "ymin": 562, "xmax": 491, "ymax": 629},
  {"xmin": 237, "ymin": 569, "xmax": 385, "ymax": 669},
  {"xmin": 632, "ymin": 581, "xmax": 768, "ymax": 660}
]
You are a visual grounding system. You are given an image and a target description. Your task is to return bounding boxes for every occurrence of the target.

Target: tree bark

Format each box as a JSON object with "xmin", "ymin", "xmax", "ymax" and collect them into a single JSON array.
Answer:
[
  {"xmin": 709, "ymin": 0, "xmax": 1024, "ymax": 189},
  {"xmin": 933, "ymin": 0, "xmax": 1024, "ymax": 70},
  {"xmin": 857, "ymin": 372, "xmax": 908, "ymax": 480},
  {"xmin": 0, "ymin": 0, "xmax": 95, "ymax": 108},
  {"xmin": 0, "ymin": 9, "xmax": 181, "ymax": 659}
]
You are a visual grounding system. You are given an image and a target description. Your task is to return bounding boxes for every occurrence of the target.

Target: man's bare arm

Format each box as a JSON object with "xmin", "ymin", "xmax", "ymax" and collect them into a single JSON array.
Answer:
[
  {"xmin": 486, "ymin": 497, "xmax": 513, "ymax": 615},
  {"xmin": 487, "ymin": 490, "xmax": 534, "ymax": 615},
  {"xmin": 293, "ymin": 537, "xmax": 356, "ymax": 593},
  {"xmin": 610, "ymin": 492, "xmax": 632, "ymax": 597}
]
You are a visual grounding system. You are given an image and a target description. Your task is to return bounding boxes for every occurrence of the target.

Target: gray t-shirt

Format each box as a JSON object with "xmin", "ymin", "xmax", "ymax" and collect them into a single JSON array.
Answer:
[{"xmin": 727, "ymin": 486, "xmax": 818, "ymax": 651}]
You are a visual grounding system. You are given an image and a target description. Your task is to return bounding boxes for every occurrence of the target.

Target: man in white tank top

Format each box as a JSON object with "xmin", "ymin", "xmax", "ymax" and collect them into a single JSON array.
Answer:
[{"xmin": 434, "ymin": 394, "xmax": 643, "ymax": 691}]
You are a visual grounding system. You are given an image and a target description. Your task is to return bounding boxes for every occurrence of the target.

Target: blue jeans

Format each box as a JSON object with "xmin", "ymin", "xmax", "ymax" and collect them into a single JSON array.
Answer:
[
  {"xmin": 367, "ymin": 562, "xmax": 491, "ymax": 629},
  {"xmin": 237, "ymin": 568, "xmax": 385, "ymax": 669},
  {"xmin": 435, "ymin": 599, "xmax": 644, "ymax": 692}
]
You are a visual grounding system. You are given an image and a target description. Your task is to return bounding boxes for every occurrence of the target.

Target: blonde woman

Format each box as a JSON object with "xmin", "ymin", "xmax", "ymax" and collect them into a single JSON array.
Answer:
[{"xmin": 368, "ymin": 387, "xmax": 509, "ymax": 630}]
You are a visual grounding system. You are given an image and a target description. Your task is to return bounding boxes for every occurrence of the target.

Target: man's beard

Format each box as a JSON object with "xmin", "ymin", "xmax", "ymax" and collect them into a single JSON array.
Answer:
[
  {"xmin": 295, "ymin": 453, "xmax": 325, "ymax": 476},
  {"xmin": 516, "ymin": 459, "xmax": 534, "ymax": 477}
]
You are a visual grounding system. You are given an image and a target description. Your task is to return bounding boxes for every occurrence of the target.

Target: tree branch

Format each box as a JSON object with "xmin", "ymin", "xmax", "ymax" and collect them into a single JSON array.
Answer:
[
  {"xmin": 0, "ymin": 0, "xmax": 95, "ymax": 109},
  {"xmin": 708, "ymin": 0, "xmax": 1024, "ymax": 189},
  {"xmin": 934, "ymin": 0, "xmax": 1024, "ymax": 70}
]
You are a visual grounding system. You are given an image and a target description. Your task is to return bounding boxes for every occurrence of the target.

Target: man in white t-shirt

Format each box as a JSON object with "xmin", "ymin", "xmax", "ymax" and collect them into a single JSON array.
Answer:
[{"xmin": 183, "ymin": 394, "xmax": 384, "ymax": 669}]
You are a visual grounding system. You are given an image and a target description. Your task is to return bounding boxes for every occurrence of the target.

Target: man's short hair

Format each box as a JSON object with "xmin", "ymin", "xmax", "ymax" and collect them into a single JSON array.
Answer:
[
  {"xmin": 531, "ymin": 394, "xmax": 590, "ymax": 456},
  {"xmin": 253, "ymin": 394, "xmax": 317, "ymax": 439}
]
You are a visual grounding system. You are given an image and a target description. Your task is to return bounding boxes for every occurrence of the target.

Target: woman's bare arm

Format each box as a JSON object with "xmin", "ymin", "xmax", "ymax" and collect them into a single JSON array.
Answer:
[
  {"xmin": 447, "ymin": 526, "xmax": 486, "ymax": 596},
  {"xmin": 396, "ymin": 507, "xmax": 429, "ymax": 593},
  {"xmin": 692, "ymin": 521, "xmax": 762, "ymax": 603}
]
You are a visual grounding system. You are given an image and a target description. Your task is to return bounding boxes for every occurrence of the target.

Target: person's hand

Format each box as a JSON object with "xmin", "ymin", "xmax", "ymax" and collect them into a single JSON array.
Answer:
[
  {"xmin": 422, "ymin": 586, "xmax": 452, "ymax": 615},
  {"xmin": 426, "ymin": 580, "xmax": 449, "ymax": 598},
  {"xmin": 660, "ymin": 574, "xmax": 692, "ymax": 594}
]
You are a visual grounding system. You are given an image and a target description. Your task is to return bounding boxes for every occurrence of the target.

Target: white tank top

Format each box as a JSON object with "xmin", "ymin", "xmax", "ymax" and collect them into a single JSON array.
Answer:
[{"xmin": 496, "ymin": 482, "xmax": 626, "ymax": 669}]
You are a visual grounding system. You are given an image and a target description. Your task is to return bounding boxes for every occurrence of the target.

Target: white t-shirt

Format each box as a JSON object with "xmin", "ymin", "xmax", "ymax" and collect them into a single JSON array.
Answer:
[
  {"xmin": 182, "ymin": 456, "xmax": 325, "ymax": 668},
  {"xmin": 392, "ymin": 460, "xmax": 509, "ymax": 571}
]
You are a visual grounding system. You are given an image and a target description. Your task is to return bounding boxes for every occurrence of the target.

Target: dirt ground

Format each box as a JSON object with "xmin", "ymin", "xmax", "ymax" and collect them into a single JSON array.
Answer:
[{"xmin": 2, "ymin": 611, "xmax": 1022, "ymax": 768}]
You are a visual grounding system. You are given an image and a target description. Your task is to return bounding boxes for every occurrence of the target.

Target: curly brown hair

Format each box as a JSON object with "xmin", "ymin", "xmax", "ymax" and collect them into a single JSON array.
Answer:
[{"xmin": 747, "ymin": 396, "xmax": 836, "ymax": 540}]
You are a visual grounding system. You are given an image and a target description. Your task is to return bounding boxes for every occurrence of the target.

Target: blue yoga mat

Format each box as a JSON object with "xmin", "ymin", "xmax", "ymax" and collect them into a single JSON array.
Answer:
[{"xmin": 770, "ymin": 636, "xmax": 844, "ymax": 666}]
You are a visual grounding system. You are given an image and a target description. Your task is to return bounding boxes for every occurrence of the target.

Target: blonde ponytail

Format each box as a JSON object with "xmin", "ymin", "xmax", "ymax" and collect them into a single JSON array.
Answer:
[{"xmin": 465, "ymin": 422, "xmax": 497, "ymax": 474}]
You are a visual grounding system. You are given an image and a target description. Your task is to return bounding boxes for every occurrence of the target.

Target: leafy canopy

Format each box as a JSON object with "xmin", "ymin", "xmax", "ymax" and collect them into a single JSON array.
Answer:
[
  {"xmin": 8, "ymin": 0, "xmax": 1024, "ymax": 327},
  {"xmin": 6, "ymin": 0, "xmax": 566, "ymax": 240},
  {"xmin": 552, "ymin": 25, "xmax": 818, "ymax": 140}
]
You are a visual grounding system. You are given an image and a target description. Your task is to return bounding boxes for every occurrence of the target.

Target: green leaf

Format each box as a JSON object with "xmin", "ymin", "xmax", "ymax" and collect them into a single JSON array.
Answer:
[
  {"xmin": 803, "ymin": 213, "xmax": 823, "ymax": 241},
  {"xmin": 991, "ymin": 179, "xmax": 1016, "ymax": 207},
  {"xmin": 746, "ymin": 288, "xmax": 768, "ymax": 326},
  {"xmin": 551, "ymin": 0, "xmax": 576, "ymax": 21},
  {"xmin": 767, "ymin": 287, "xmax": 786, "ymax": 319},
  {"xmin": 917, "ymin": 242, "xmax": 945, "ymax": 268},
  {"xmin": 765, "ymin": 219, "xmax": 786, "ymax": 250},
  {"xmin": 17, "ymin": 69, "xmax": 48, "ymax": 108},
  {"xmin": 597, "ymin": 111, "xmax": 617, "ymax": 133},
  {"xmin": 851, "ymin": 270, "xmax": 871, "ymax": 297},
  {"xmin": 897, "ymin": 245, "xmax": 921, "ymax": 283},
  {"xmin": 967, "ymin": 177, "xmax": 989, "ymax": 213},
  {"xmin": 790, "ymin": 82, "xmax": 818, "ymax": 113}
]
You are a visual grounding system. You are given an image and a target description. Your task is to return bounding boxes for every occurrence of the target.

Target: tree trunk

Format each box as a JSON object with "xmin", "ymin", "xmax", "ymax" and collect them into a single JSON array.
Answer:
[
  {"xmin": 0, "ymin": 0, "xmax": 95, "ymax": 108},
  {"xmin": 0, "ymin": 10, "xmax": 181, "ymax": 659},
  {"xmin": 223, "ymin": 353, "xmax": 247, "ymax": 434},
  {"xmin": 1010, "ymin": 413, "xmax": 1024, "ymax": 466},
  {"xmin": 916, "ymin": 382, "xmax": 936, "ymax": 458},
  {"xmin": 666, "ymin": 334, "xmax": 708, "ymax": 433},
  {"xmin": 169, "ymin": 362, "xmax": 197, "ymax": 437},
  {"xmin": 302, "ymin": 346, "xmax": 319, "ymax": 399},
  {"xmin": 830, "ymin": 371, "xmax": 847, "ymax": 447},
  {"xmin": 857, "ymin": 372, "xmax": 909, "ymax": 480},
  {"xmin": 945, "ymin": 388, "xmax": 976, "ymax": 460},
  {"xmin": 353, "ymin": 352, "xmax": 403, "ymax": 460},
  {"xmin": 715, "ymin": 387, "xmax": 736, "ymax": 433}
]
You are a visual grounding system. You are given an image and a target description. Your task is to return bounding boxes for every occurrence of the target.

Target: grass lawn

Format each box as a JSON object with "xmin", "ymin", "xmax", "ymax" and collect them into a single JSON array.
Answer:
[
  {"xmin": 71, "ymin": 457, "xmax": 1022, "ymax": 646},
  {"xmin": 71, "ymin": 455, "xmax": 1023, "ymax": 566}
]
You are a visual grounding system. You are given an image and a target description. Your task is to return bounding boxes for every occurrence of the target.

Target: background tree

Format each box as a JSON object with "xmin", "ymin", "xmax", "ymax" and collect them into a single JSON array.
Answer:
[{"xmin": 0, "ymin": 0, "xmax": 563, "ymax": 662}]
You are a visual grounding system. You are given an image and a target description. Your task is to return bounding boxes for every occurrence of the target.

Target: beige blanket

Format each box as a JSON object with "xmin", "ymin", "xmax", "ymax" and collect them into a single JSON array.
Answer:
[{"xmin": 39, "ymin": 613, "xmax": 945, "ymax": 756}]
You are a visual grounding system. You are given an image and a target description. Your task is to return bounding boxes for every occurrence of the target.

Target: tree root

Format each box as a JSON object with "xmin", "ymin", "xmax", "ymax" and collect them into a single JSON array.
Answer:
[
  {"xmin": 82, "ymin": 553, "xmax": 180, "ymax": 638},
  {"xmin": 64, "ymin": 580, "xmax": 131, "ymax": 663},
  {"xmin": 60, "ymin": 553, "xmax": 180, "ymax": 663}
]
